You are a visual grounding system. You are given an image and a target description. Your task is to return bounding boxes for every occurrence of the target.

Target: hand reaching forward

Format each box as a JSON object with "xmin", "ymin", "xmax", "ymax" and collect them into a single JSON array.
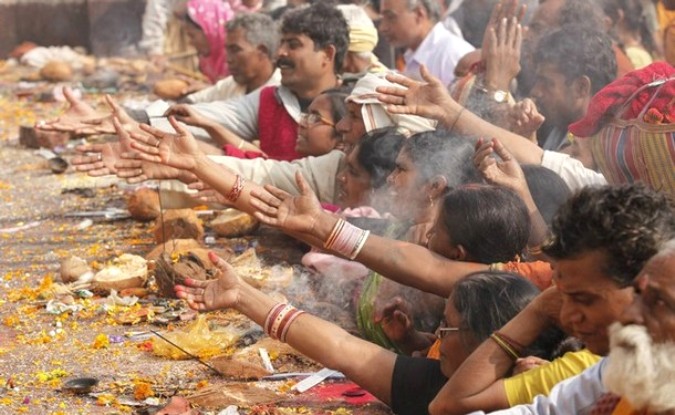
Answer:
[
  {"xmin": 127, "ymin": 116, "xmax": 205, "ymax": 172},
  {"xmin": 249, "ymin": 171, "xmax": 324, "ymax": 235},
  {"xmin": 508, "ymin": 98, "xmax": 545, "ymax": 142},
  {"xmin": 175, "ymin": 252, "xmax": 241, "ymax": 312},
  {"xmin": 473, "ymin": 137, "xmax": 528, "ymax": 195},
  {"xmin": 166, "ymin": 104, "xmax": 214, "ymax": 129},
  {"xmin": 376, "ymin": 65, "xmax": 457, "ymax": 124},
  {"xmin": 71, "ymin": 114, "xmax": 137, "ymax": 176}
]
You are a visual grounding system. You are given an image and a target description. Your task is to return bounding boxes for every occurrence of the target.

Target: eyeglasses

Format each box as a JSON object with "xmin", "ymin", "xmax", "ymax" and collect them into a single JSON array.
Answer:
[
  {"xmin": 300, "ymin": 112, "xmax": 334, "ymax": 127},
  {"xmin": 437, "ymin": 327, "xmax": 462, "ymax": 340}
]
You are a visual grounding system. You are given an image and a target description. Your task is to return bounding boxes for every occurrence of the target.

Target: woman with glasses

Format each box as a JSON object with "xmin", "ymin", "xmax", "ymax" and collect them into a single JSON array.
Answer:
[
  {"xmin": 295, "ymin": 88, "xmax": 349, "ymax": 157},
  {"xmin": 176, "ymin": 259, "xmax": 560, "ymax": 415}
]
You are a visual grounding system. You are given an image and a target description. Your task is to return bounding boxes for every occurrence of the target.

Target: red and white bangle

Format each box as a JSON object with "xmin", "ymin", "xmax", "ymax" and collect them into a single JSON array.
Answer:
[
  {"xmin": 226, "ymin": 174, "xmax": 244, "ymax": 203},
  {"xmin": 263, "ymin": 303, "xmax": 305, "ymax": 342},
  {"xmin": 324, "ymin": 219, "xmax": 370, "ymax": 260}
]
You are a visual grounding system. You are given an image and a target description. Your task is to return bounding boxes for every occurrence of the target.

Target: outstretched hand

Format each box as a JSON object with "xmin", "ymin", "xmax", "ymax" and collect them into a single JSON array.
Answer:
[
  {"xmin": 175, "ymin": 252, "xmax": 241, "ymax": 312},
  {"xmin": 376, "ymin": 65, "xmax": 457, "ymax": 124},
  {"xmin": 374, "ymin": 297, "xmax": 415, "ymax": 344},
  {"xmin": 473, "ymin": 137, "xmax": 528, "ymax": 194},
  {"xmin": 166, "ymin": 104, "xmax": 214, "ymax": 129},
  {"xmin": 508, "ymin": 98, "xmax": 545, "ymax": 142},
  {"xmin": 249, "ymin": 171, "xmax": 324, "ymax": 234},
  {"xmin": 127, "ymin": 116, "xmax": 204, "ymax": 172}
]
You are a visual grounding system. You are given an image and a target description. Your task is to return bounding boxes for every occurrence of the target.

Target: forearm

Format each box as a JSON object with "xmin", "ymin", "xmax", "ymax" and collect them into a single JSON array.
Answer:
[
  {"xmin": 440, "ymin": 102, "xmax": 544, "ymax": 165},
  {"xmin": 235, "ymin": 277, "xmax": 395, "ymax": 405},
  {"xmin": 204, "ymin": 123, "xmax": 259, "ymax": 152},
  {"xmin": 430, "ymin": 306, "xmax": 551, "ymax": 414},
  {"xmin": 516, "ymin": 188, "xmax": 549, "ymax": 248},
  {"xmin": 310, "ymin": 212, "xmax": 486, "ymax": 298}
]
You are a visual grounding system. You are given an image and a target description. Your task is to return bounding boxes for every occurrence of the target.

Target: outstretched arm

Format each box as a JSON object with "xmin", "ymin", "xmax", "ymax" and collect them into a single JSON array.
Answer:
[
  {"xmin": 176, "ymin": 252, "xmax": 397, "ymax": 405},
  {"xmin": 377, "ymin": 66, "xmax": 545, "ymax": 166},
  {"xmin": 250, "ymin": 173, "xmax": 488, "ymax": 299}
]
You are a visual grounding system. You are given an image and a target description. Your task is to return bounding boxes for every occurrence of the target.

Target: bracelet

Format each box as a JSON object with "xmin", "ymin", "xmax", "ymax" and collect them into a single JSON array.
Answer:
[
  {"xmin": 490, "ymin": 332, "xmax": 520, "ymax": 361},
  {"xmin": 449, "ymin": 107, "xmax": 465, "ymax": 133},
  {"xmin": 325, "ymin": 220, "xmax": 369, "ymax": 260},
  {"xmin": 323, "ymin": 218, "xmax": 345, "ymax": 250},
  {"xmin": 495, "ymin": 331, "xmax": 526, "ymax": 352},
  {"xmin": 263, "ymin": 303, "xmax": 287, "ymax": 336},
  {"xmin": 280, "ymin": 309, "xmax": 305, "ymax": 343},
  {"xmin": 225, "ymin": 174, "xmax": 245, "ymax": 203}
]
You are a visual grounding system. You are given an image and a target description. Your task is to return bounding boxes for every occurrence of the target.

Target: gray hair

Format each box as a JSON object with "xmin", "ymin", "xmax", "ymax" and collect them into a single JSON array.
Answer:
[
  {"xmin": 406, "ymin": 0, "xmax": 441, "ymax": 22},
  {"xmin": 226, "ymin": 13, "xmax": 280, "ymax": 60}
]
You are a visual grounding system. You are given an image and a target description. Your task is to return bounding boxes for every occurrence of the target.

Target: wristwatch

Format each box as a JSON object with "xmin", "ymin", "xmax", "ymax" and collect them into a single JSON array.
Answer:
[{"xmin": 475, "ymin": 85, "xmax": 511, "ymax": 104}]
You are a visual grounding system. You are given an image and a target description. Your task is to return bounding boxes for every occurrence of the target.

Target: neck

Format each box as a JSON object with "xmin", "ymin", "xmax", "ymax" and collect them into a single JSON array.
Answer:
[
  {"xmin": 291, "ymin": 73, "xmax": 340, "ymax": 100},
  {"xmin": 245, "ymin": 62, "xmax": 276, "ymax": 93},
  {"xmin": 409, "ymin": 21, "xmax": 435, "ymax": 51}
]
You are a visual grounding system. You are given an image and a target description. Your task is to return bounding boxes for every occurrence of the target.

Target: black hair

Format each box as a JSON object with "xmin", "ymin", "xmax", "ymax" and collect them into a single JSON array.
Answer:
[
  {"xmin": 281, "ymin": 2, "xmax": 350, "ymax": 74},
  {"xmin": 452, "ymin": 271, "xmax": 569, "ymax": 361},
  {"xmin": 320, "ymin": 85, "xmax": 352, "ymax": 138},
  {"xmin": 441, "ymin": 185, "xmax": 530, "ymax": 264},
  {"xmin": 544, "ymin": 184, "xmax": 675, "ymax": 287},
  {"xmin": 401, "ymin": 130, "xmax": 481, "ymax": 189},
  {"xmin": 521, "ymin": 164, "xmax": 571, "ymax": 226},
  {"xmin": 356, "ymin": 127, "xmax": 406, "ymax": 190},
  {"xmin": 534, "ymin": 24, "xmax": 617, "ymax": 95}
]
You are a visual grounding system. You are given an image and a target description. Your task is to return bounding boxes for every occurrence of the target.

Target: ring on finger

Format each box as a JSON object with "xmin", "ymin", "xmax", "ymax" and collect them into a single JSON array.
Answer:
[{"xmin": 155, "ymin": 140, "xmax": 161, "ymax": 148}]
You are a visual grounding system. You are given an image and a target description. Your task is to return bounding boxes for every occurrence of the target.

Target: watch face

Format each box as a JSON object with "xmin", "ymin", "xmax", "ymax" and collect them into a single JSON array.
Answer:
[{"xmin": 494, "ymin": 90, "xmax": 508, "ymax": 103}]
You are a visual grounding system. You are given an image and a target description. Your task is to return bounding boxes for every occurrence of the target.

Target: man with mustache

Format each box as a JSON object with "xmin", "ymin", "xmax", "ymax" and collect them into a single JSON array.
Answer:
[
  {"xmin": 160, "ymin": 2, "xmax": 348, "ymax": 161},
  {"xmin": 602, "ymin": 240, "xmax": 675, "ymax": 414},
  {"xmin": 431, "ymin": 184, "xmax": 675, "ymax": 415}
]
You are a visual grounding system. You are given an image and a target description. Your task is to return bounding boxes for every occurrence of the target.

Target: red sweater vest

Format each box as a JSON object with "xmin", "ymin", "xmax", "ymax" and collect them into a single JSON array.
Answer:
[{"xmin": 256, "ymin": 86, "xmax": 302, "ymax": 161}]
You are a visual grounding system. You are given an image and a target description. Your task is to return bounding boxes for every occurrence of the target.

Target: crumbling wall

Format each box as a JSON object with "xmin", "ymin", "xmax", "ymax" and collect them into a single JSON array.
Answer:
[{"xmin": 0, "ymin": 0, "xmax": 146, "ymax": 58}]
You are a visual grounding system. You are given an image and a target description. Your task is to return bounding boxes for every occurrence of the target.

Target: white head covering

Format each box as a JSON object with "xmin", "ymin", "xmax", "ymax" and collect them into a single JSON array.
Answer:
[{"xmin": 346, "ymin": 73, "xmax": 437, "ymax": 136}]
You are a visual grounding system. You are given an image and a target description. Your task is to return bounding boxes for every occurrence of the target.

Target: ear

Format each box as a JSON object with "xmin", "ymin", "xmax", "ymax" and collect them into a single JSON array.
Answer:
[
  {"xmin": 449, "ymin": 244, "xmax": 468, "ymax": 261},
  {"xmin": 413, "ymin": 3, "xmax": 427, "ymax": 21},
  {"xmin": 572, "ymin": 75, "xmax": 592, "ymax": 100},
  {"xmin": 322, "ymin": 44, "xmax": 337, "ymax": 67},
  {"xmin": 427, "ymin": 175, "xmax": 448, "ymax": 199}
]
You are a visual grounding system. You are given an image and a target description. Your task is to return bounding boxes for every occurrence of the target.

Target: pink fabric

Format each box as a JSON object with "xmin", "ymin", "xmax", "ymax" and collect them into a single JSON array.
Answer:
[
  {"xmin": 187, "ymin": 0, "xmax": 233, "ymax": 83},
  {"xmin": 222, "ymin": 144, "xmax": 266, "ymax": 159}
]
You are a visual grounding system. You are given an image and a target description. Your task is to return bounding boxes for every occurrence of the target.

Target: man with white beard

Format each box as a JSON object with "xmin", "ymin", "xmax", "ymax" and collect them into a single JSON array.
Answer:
[{"xmin": 603, "ymin": 239, "xmax": 675, "ymax": 414}]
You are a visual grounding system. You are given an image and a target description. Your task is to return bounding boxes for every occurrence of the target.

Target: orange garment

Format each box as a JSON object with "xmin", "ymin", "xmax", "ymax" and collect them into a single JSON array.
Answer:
[
  {"xmin": 490, "ymin": 261, "xmax": 554, "ymax": 291},
  {"xmin": 611, "ymin": 397, "xmax": 648, "ymax": 415},
  {"xmin": 426, "ymin": 339, "xmax": 442, "ymax": 360}
]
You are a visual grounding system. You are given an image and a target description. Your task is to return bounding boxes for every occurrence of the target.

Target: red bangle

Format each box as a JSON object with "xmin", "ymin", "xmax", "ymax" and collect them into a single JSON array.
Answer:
[{"xmin": 226, "ymin": 174, "xmax": 244, "ymax": 203}]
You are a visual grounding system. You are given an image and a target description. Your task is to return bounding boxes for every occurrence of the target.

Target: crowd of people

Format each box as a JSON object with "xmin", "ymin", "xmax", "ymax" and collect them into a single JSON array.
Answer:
[{"xmin": 36, "ymin": 0, "xmax": 675, "ymax": 414}]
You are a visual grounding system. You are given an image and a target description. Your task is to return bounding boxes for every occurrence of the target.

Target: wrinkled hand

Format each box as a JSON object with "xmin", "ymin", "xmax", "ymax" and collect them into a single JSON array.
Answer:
[
  {"xmin": 165, "ymin": 104, "xmax": 213, "ymax": 129},
  {"xmin": 484, "ymin": 15, "xmax": 523, "ymax": 91},
  {"xmin": 508, "ymin": 98, "xmax": 545, "ymax": 141},
  {"xmin": 512, "ymin": 356, "xmax": 548, "ymax": 375},
  {"xmin": 473, "ymin": 137, "xmax": 528, "ymax": 194},
  {"xmin": 175, "ymin": 252, "xmax": 241, "ymax": 311},
  {"xmin": 374, "ymin": 297, "xmax": 415, "ymax": 344},
  {"xmin": 249, "ymin": 171, "xmax": 324, "ymax": 235},
  {"xmin": 127, "ymin": 116, "xmax": 205, "ymax": 172},
  {"xmin": 376, "ymin": 65, "xmax": 457, "ymax": 124}
]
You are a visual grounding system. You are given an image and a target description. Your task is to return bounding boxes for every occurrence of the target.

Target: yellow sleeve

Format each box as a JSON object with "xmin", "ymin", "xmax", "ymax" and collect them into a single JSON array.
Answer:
[{"xmin": 504, "ymin": 349, "xmax": 602, "ymax": 406}]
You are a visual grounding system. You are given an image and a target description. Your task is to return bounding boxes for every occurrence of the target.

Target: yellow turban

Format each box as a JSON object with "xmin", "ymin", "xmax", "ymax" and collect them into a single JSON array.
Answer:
[{"xmin": 349, "ymin": 26, "xmax": 379, "ymax": 53}]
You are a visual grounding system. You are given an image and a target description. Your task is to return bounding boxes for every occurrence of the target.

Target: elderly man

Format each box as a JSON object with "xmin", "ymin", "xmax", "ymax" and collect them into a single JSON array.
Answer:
[
  {"xmin": 432, "ymin": 184, "xmax": 675, "ymax": 415},
  {"xmin": 185, "ymin": 13, "xmax": 281, "ymax": 103},
  {"xmin": 379, "ymin": 0, "xmax": 474, "ymax": 86},
  {"xmin": 337, "ymin": 4, "xmax": 388, "ymax": 77},
  {"xmin": 602, "ymin": 239, "xmax": 675, "ymax": 414}
]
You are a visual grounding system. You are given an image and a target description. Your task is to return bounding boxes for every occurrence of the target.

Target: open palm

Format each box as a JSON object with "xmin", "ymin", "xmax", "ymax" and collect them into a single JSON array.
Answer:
[{"xmin": 174, "ymin": 252, "xmax": 241, "ymax": 312}]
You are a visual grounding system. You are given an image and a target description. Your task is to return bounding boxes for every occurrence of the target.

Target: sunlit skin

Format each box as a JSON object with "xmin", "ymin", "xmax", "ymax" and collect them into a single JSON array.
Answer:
[
  {"xmin": 295, "ymin": 94, "xmax": 340, "ymax": 157},
  {"xmin": 335, "ymin": 144, "xmax": 373, "ymax": 208},
  {"xmin": 554, "ymin": 250, "xmax": 635, "ymax": 355},
  {"xmin": 335, "ymin": 101, "xmax": 367, "ymax": 147},
  {"xmin": 621, "ymin": 253, "xmax": 675, "ymax": 344},
  {"xmin": 438, "ymin": 301, "xmax": 477, "ymax": 377}
]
